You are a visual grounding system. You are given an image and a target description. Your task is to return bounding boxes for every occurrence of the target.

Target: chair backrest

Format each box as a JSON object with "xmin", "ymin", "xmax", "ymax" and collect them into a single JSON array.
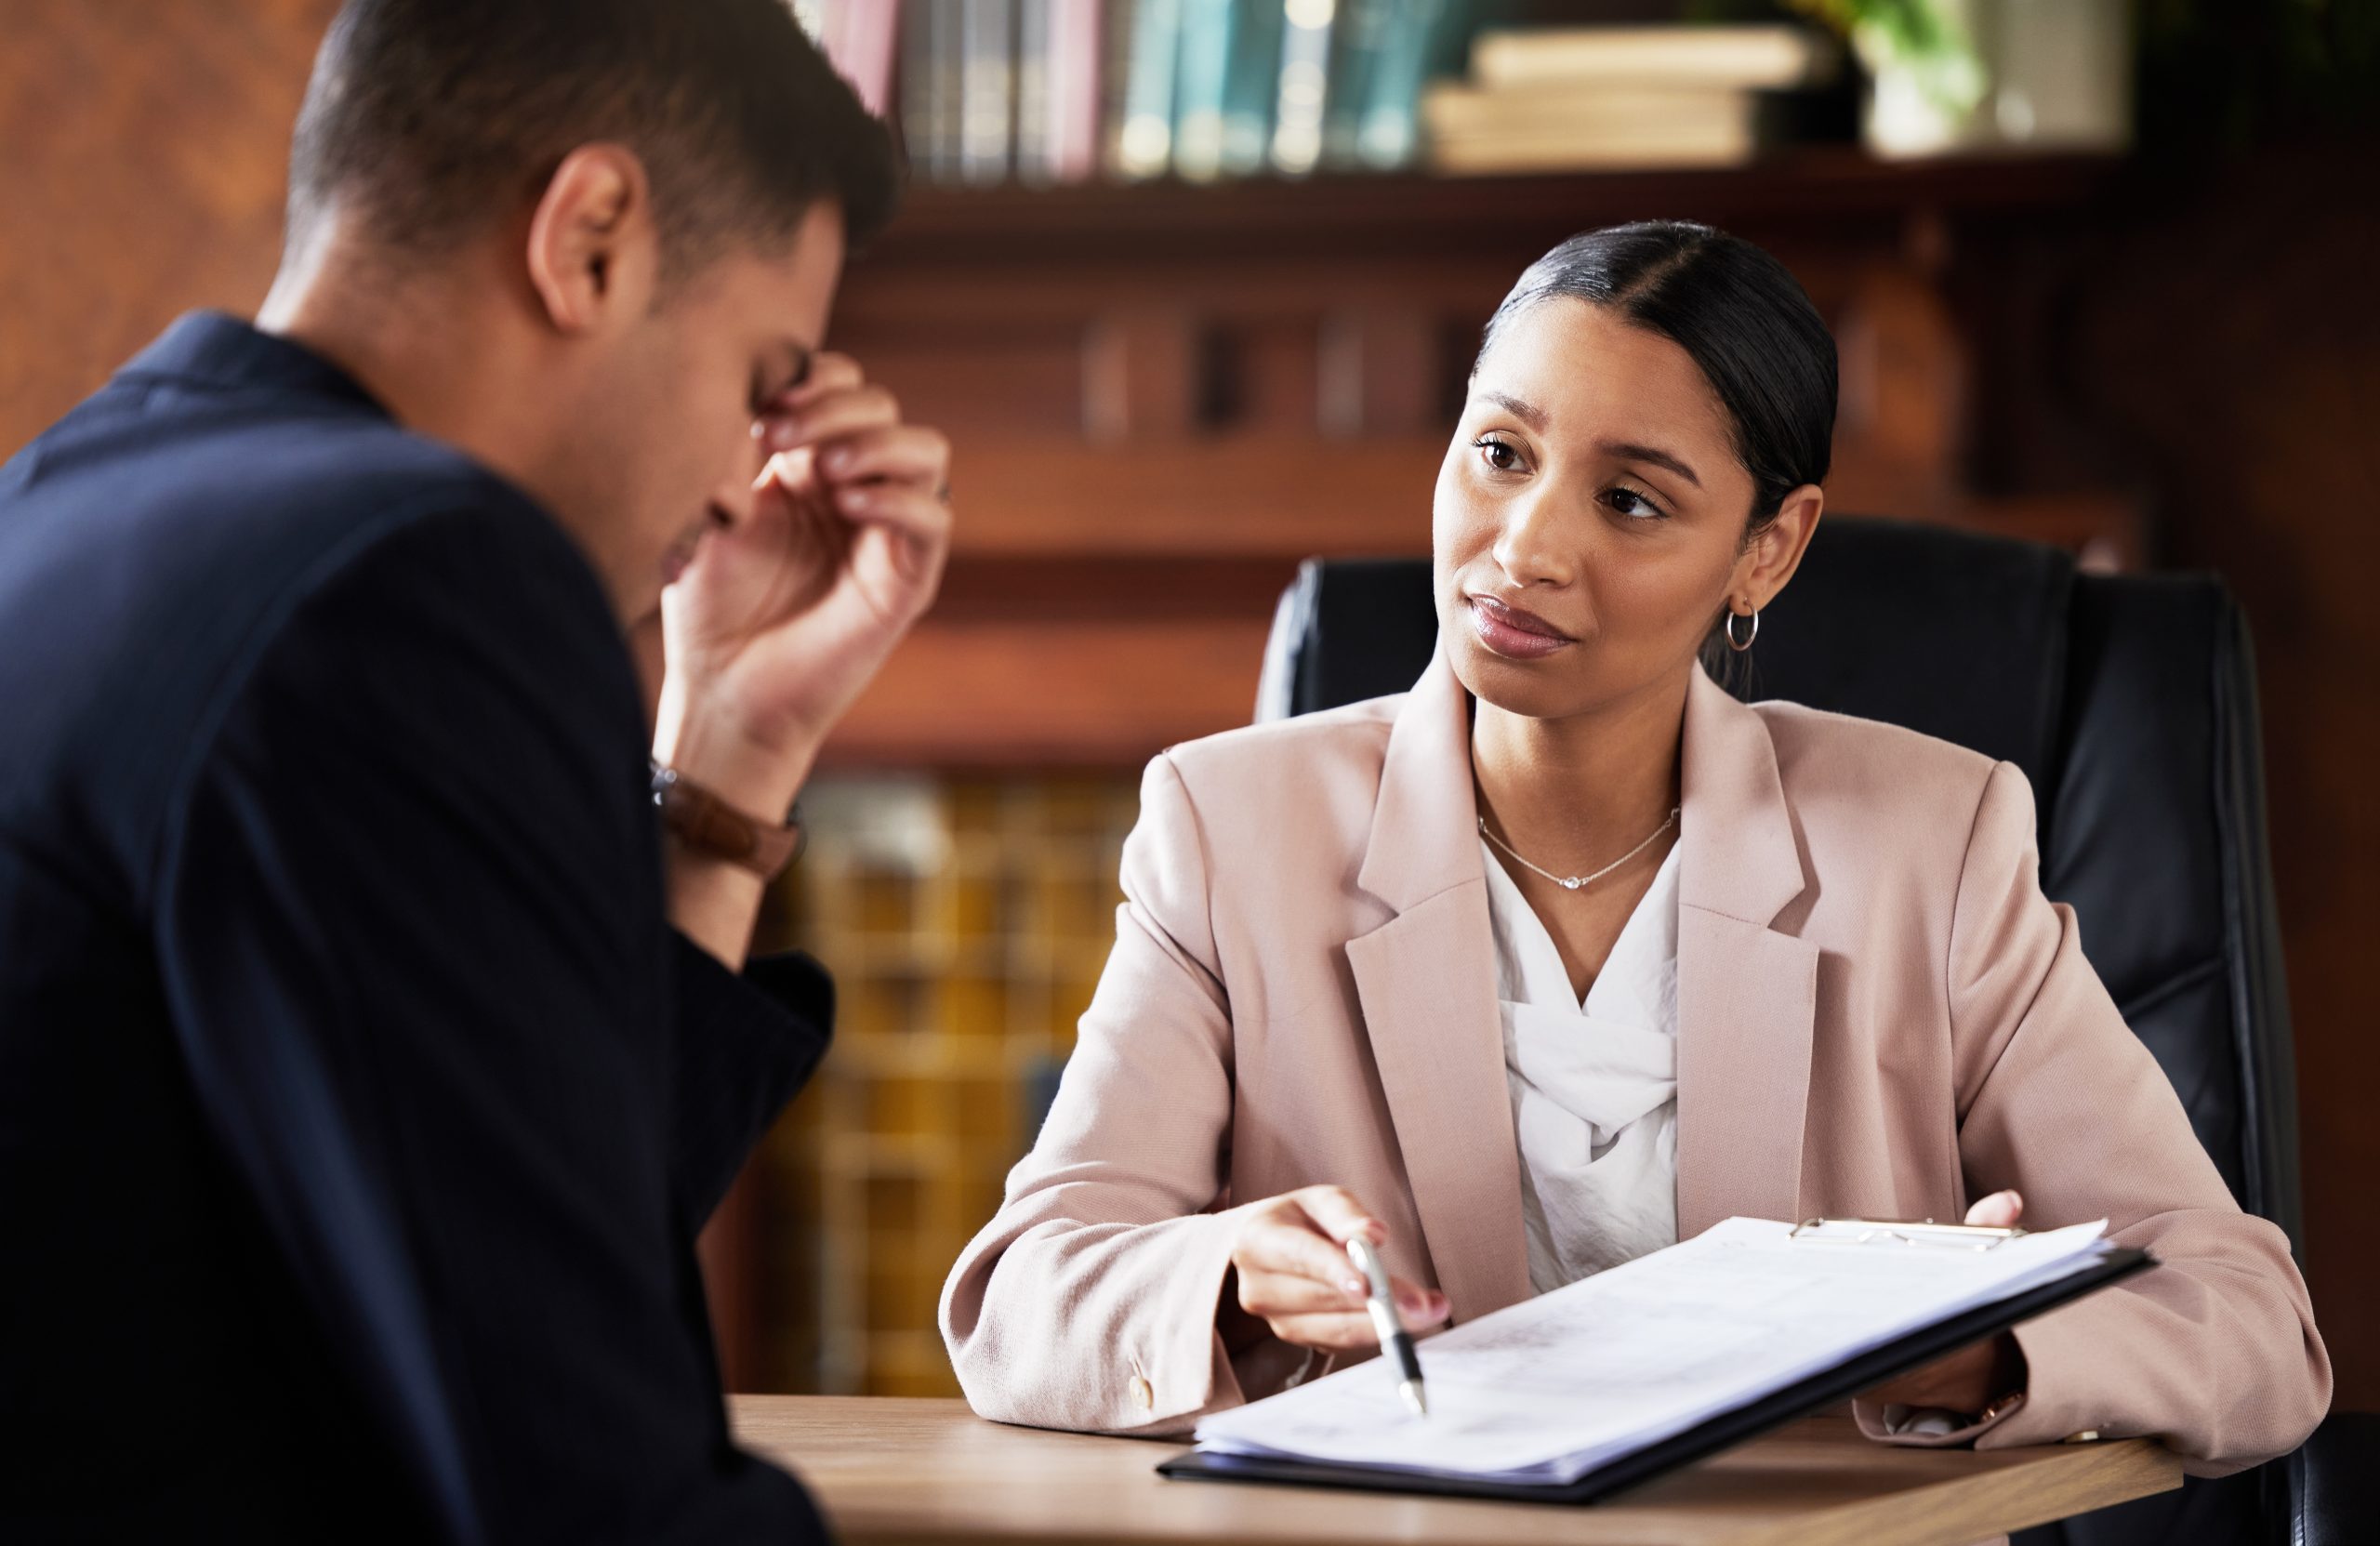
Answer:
[{"xmin": 1255, "ymin": 518, "xmax": 2302, "ymax": 1545}]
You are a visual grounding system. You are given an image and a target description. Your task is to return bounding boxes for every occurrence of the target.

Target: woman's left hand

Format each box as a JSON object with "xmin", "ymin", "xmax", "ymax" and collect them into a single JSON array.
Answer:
[{"xmin": 1859, "ymin": 1190, "xmax": 2030, "ymax": 1418}]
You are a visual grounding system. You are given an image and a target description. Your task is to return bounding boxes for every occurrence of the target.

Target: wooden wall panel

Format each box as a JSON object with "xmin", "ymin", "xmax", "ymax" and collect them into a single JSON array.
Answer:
[
  {"xmin": 0, "ymin": 0, "xmax": 337, "ymax": 456},
  {"xmin": 2054, "ymin": 144, "xmax": 2380, "ymax": 1409}
]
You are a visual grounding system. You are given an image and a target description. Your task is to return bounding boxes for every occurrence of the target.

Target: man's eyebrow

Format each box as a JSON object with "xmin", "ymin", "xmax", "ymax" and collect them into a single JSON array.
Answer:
[
  {"xmin": 1600, "ymin": 439, "xmax": 1702, "ymax": 489},
  {"xmin": 1478, "ymin": 390, "xmax": 1548, "ymax": 430}
]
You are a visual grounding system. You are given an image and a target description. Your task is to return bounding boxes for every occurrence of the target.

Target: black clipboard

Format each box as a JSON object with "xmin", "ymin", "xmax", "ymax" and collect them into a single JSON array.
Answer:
[{"xmin": 1157, "ymin": 1239, "xmax": 2153, "ymax": 1505}]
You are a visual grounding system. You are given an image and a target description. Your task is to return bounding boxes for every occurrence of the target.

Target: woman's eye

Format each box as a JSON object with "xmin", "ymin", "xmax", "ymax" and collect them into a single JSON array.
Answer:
[
  {"xmin": 1474, "ymin": 436, "xmax": 1522, "ymax": 472},
  {"xmin": 1606, "ymin": 486, "xmax": 1666, "ymax": 520}
]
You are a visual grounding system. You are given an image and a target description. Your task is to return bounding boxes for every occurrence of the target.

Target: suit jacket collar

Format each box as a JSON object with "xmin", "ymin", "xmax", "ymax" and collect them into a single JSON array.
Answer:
[
  {"xmin": 120, "ymin": 311, "xmax": 390, "ymax": 418},
  {"xmin": 1345, "ymin": 648, "xmax": 1818, "ymax": 1322}
]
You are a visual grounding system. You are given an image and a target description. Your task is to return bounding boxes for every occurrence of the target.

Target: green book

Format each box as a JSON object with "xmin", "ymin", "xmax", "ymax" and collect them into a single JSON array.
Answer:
[
  {"xmin": 1269, "ymin": 0, "xmax": 1334, "ymax": 174},
  {"xmin": 1173, "ymin": 0, "xmax": 1235, "ymax": 180},
  {"xmin": 1220, "ymin": 0, "xmax": 1285, "ymax": 177},
  {"xmin": 1320, "ymin": 0, "xmax": 1395, "ymax": 170},
  {"xmin": 1355, "ymin": 0, "xmax": 1448, "ymax": 170},
  {"xmin": 1117, "ymin": 0, "xmax": 1183, "ymax": 178}
]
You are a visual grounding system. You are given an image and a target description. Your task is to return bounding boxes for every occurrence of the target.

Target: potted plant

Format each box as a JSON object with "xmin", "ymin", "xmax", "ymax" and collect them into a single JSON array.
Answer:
[{"xmin": 1791, "ymin": 0, "xmax": 2133, "ymax": 158}]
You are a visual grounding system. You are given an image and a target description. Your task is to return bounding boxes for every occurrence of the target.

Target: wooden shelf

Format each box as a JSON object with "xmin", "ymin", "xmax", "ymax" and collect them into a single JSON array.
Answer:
[{"xmin": 857, "ymin": 150, "xmax": 2125, "ymax": 269}]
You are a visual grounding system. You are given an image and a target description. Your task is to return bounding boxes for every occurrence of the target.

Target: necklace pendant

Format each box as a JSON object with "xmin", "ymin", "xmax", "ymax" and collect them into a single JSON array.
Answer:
[{"xmin": 1561, "ymin": 877, "xmax": 1582, "ymax": 890}]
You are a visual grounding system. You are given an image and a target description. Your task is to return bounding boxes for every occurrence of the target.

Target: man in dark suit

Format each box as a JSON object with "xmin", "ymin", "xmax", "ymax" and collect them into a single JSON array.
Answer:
[{"xmin": 0, "ymin": 2, "xmax": 948, "ymax": 1539}]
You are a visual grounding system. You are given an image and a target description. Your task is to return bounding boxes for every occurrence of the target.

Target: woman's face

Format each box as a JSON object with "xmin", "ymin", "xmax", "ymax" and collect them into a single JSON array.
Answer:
[{"xmin": 1434, "ymin": 296, "xmax": 1803, "ymax": 723}]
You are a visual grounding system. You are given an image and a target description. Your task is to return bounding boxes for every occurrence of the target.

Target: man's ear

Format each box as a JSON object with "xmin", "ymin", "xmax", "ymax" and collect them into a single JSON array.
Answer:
[
  {"xmin": 1735, "ymin": 483, "xmax": 1824, "ymax": 611},
  {"xmin": 522, "ymin": 143, "xmax": 658, "ymax": 336}
]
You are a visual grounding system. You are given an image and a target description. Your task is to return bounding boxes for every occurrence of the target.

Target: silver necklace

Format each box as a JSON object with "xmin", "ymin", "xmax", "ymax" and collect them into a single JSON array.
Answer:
[{"xmin": 1479, "ymin": 806, "xmax": 1679, "ymax": 892}]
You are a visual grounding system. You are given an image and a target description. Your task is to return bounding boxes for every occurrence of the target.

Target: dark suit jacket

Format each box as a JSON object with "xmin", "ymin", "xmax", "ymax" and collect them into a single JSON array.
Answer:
[{"xmin": 0, "ymin": 313, "xmax": 833, "ymax": 1543}]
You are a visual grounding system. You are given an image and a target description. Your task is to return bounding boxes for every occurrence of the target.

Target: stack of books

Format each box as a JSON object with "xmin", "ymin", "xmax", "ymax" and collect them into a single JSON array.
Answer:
[
  {"xmin": 797, "ymin": 0, "xmax": 1475, "ymax": 186},
  {"xmin": 1421, "ymin": 23, "xmax": 1842, "ymax": 177}
]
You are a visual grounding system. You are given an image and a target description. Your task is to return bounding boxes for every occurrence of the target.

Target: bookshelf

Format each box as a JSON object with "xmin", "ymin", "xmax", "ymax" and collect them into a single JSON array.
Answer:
[{"xmin": 759, "ymin": 775, "xmax": 1140, "ymax": 1395}]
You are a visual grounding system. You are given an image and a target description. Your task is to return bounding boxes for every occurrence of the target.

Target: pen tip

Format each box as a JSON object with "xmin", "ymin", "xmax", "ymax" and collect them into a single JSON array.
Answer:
[{"xmin": 1403, "ymin": 1381, "xmax": 1429, "ymax": 1419}]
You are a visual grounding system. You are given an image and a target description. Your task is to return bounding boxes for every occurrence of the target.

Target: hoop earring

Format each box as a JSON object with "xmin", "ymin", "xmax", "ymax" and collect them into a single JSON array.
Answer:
[{"xmin": 1725, "ymin": 606, "xmax": 1760, "ymax": 653}]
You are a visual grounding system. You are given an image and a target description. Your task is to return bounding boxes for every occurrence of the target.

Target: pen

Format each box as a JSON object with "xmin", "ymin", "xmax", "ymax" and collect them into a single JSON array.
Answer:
[{"xmin": 1345, "ymin": 1236, "xmax": 1428, "ymax": 1419}]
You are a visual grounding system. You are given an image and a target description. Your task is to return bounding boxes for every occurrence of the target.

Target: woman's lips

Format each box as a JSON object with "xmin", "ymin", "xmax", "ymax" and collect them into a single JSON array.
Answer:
[{"xmin": 1466, "ymin": 595, "xmax": 1574, "ymax": 660}]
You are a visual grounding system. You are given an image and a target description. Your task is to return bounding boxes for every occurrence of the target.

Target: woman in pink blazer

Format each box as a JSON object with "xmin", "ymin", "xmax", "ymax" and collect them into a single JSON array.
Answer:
[{"xmin": 939, "ymin": 222, "xmax": 2329, "ymax": 1474}]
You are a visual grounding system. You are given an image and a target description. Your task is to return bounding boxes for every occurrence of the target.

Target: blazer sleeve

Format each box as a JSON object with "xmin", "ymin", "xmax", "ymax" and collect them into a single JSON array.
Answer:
[
  {"xmin": 669, "ymin": 935, "xmax": 833, "ymax": 1224},
  {"xmin": 940, "ymin": 753, "xmax": 1304, "ymax": 1435},
  {"xmin": 1879, "ymin": 760, "xmax": 2331, "ymax": 1473},
  {"xmin": 151, "ymin": 504, "xmax": 825, "ymax": 1543}
]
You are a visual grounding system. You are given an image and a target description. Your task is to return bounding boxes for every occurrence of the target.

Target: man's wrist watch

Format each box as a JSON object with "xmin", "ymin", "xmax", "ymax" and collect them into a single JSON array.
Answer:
[{"xmin": 650, "ymin": 761, "xmax": 805, "ymax": 881}]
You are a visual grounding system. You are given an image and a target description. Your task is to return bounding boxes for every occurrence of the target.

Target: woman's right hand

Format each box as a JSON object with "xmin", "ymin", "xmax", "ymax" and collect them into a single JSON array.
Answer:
[{"xmin": 1225, "ymin": 1185, "xmax": 1450, "ymax": 1353}]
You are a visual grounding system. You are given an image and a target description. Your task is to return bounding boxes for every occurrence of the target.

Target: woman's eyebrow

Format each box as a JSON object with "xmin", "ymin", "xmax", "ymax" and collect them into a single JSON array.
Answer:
[
  {"xmin": 1478, "ymin": 390, "xmax": 1548, "ymax": 430},
  {"xmin": 1600, "ymin": 439, "xmax": 1702, "ymax": 489}
]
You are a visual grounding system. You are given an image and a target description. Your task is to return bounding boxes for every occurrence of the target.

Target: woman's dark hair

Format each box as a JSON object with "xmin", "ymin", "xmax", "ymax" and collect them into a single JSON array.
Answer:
[{"xmin": 1476, "ymin": 220, "xmax": 1837, "ymax": 534}]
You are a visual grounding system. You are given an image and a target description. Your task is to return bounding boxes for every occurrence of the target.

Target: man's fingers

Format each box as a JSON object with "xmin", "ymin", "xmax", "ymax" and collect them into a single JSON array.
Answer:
[
  {"xmin": 1964, "ymin": 1190, "xmax": 2024, "ymax": 1229},
  {"xmin": 777, "ymin": 350, "xmax": 864, "ymax": 404},
  {"xmin": 829, "ymin": 482, "xmax": 953, "ymax": 553},
  {"xmin": 760, "ymin": 384, "xmax": 901, "ymax": 453},
  {"xmin": 814, "ymin": 425, "xmax": 951, "ymax": 490}
]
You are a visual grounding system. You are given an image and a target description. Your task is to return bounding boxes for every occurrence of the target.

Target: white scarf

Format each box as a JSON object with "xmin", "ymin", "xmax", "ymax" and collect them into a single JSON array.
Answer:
[{"xmin": 1480, "ymin": 839, "xmax": 1683, "ymax": 1294}]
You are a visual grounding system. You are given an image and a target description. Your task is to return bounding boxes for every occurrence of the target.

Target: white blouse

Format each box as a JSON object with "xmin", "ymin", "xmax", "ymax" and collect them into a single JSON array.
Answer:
[{"xmin": 1480, "ymin": 838, "xmax": 1684, "ymax": 1295}]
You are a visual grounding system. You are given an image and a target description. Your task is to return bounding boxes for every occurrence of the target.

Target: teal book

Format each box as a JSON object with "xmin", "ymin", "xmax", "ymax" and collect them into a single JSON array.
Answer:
[
  {"xmin": 1269, "ymin": 0, "xmax": 1333, "ymax": 174},
  {"xmin": 1355, "ymin": 0, "xmax": 1448, "ymax": 170},
  {"xmin": 1117, "ymin": 0, "xmax": 1183, "ymax": 178},
  {"xmin": 1172, "ymin": 0, "xmax": 1235, "ymax": 180},
  {"xmin": 1219, "ymin": 0, "xmax": 1285, "ymax": 177},
  {"xmin": 1319, "ymin": 0, "xmax": 1397, "ymax": 169}
]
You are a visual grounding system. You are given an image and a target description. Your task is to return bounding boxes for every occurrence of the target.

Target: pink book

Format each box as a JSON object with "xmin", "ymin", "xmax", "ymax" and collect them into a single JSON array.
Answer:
[
  {"xmin": 1046, "ymin": 0, "xmax": 1102, "ymax": 182},
  {"xmin": 823, "ymin": 0, "xmax": 902, "ymax": 120}
]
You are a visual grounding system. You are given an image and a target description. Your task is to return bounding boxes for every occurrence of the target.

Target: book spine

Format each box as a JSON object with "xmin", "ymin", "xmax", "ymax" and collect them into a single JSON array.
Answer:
[
  {"xmin": 1099, "ymin": 0, "xmax": 1140, "ymax": 178},
  {"xmin": 1116, "ymin": 0, "xmax": 1183, "ymax": 179},
  {"xmin": 1172, "ymin": 0, "xmax": 1236, "ymax": 181},
  {"xmin": 1047, "ymin": 0, "xmax": 1104, "ymax": 181},
  {"xmin": 1015, "ymin": 0, "xmax": 1053, "ymax": 181},
  {"xmin": 1269, "ymin": 0, "xmax": 1332, "ymax": 175},
  {"xmin": 901, "ymin": 0, "xmax": 965, "ymax": 183},
  {"xmin": 1219, "ymin": 0, "xmax": 1283, "ymax": 178},
  {"xmin": 1355, "ymin": 0, "xmax": 1442, "ymax": 171},
  {"xmin": 959, "ymin": 0, "xmax": 1018, "ymax": 184},
  {"xmin": 1319, "ymin": 0, "xmax": 1393, "ymax": 170},
  {"xmin": 834, "ymin": 0, "xmax": 904, "ymax": 119}
]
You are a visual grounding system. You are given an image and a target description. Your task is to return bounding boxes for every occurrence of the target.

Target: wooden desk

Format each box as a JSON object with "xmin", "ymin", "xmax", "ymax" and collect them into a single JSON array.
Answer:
[{"xmin": 730, "ymin": 1395, "xmax": 2179, "ymax": 1546}]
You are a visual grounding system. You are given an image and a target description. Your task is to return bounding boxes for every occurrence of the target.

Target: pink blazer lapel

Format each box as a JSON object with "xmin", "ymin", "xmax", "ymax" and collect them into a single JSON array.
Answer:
[
  {"xmin": 1344, "ymin": 650, "xmax": 1534, "ymax": 1325},
  {"xmin": 1673, "ymin": 667, "xmax": 1821, "ymax": 1238}
]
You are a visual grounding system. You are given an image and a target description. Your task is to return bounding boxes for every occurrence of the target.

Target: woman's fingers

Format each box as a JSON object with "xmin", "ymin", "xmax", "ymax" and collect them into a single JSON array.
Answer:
[
  {"xmin": 1289, "ymin": 1183, "xmax": 1387, "ymax": 1247},
  {"xmin": 1237, "ymin": 1269, "xmax": 1361, "ymax": 1318},
  {"xmin": 1263, "ymin": 1312, "xmax": 1388, "ymax": 1354},
  {"xmin": 1964, "ymin": 1189, "xmax": 2024, "ymax": 1230},
  {"xmin": 1235, "ymin": 1209, "xmax": 1368, "ymax": 1293},
  {"xmin": 1239, "ymin": 1267, "xmax": 1448, "ymax": 1324}
]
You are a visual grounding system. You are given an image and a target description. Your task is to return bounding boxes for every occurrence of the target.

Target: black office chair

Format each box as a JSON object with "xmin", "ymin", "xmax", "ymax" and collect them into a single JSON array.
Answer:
[{"xmin": 1251, "ymin": 519, "xmax": 2373, "ymax": 1546}]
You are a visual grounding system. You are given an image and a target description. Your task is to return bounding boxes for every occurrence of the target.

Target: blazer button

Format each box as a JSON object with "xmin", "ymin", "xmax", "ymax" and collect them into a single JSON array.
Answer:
[{"xmin": 1130, "ymin": 1375, "xmax": 1154, "ymax": 1410}]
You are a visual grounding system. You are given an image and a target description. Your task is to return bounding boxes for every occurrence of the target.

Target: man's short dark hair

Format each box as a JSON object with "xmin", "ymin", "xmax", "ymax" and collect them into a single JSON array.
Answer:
[{"xmin": 289, "ymin": 0, "xmax": 900, "ymax": 281}]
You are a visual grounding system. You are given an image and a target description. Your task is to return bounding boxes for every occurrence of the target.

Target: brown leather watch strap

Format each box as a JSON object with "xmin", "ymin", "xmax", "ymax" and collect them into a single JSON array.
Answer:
[{"xmin": 650, "ymin": 763, "xmax": 804, "ymax": 881}]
